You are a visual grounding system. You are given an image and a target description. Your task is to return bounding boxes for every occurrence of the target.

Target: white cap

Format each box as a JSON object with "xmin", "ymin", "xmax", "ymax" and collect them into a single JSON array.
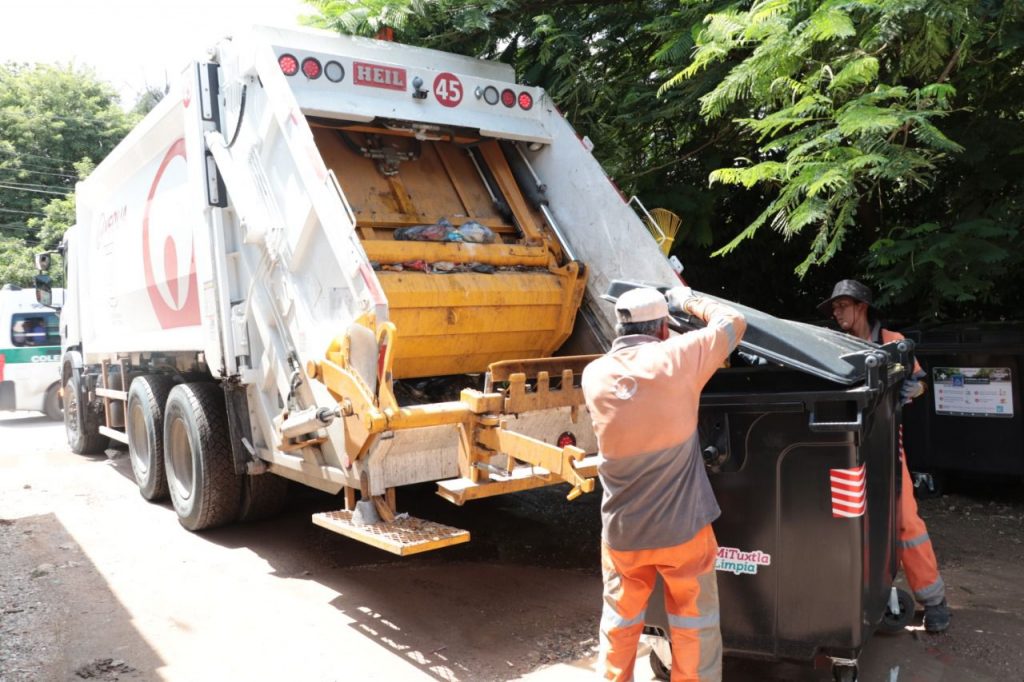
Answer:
[{"xmin": 615, "ymin": 287, "xmax": 668, "ymax": 324}]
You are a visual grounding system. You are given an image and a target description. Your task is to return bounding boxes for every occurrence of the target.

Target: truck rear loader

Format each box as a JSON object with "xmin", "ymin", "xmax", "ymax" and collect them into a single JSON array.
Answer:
[{"xmin": 46, "ymin": 25, "xmax": 679, "ymax": 554}]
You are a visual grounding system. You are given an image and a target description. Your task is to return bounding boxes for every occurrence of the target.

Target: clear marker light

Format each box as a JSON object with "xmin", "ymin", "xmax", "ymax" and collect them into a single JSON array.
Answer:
[{"xmin": 324, "ymin": 61, "xmax": 345, "ymax": 83}]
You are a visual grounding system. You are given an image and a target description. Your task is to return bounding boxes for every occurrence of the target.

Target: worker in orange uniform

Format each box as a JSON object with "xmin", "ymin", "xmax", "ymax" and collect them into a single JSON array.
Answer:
[
  {"xmin": 582, "ymin": 286, "xmax": 746, "ymax": 681},
  {"xmin": 819, "ymin": 279, "xmax": 951, "ymax": 633}
]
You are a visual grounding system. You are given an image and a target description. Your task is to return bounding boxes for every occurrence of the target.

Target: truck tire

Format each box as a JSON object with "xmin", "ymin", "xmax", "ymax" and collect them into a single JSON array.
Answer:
[
  {"xmin": 43, "ymin": 383, "xmax": 63, "ymax": 421},
  {"xmin": 238, "ymin": 473, "xmax": 289, "ymax": 522},
  {"xmin": 649, "ymin": 650, "xmax": 670, "ymax": 681},
  {"xmin": 127, "ymin": 375, "xmax": 175, "ymax": 501},
  {"xmin": 63, "ymin": 371, "xmax": 107, "ymax": 454},
  {"xmin": 163, "ymin": 382, "xmax": 242, "ymax": 531}
]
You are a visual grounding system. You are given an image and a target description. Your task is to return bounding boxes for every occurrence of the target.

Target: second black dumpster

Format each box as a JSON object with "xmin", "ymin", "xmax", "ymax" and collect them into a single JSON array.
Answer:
[
  {"xmin": 632, "ymin": 296, "xmax": 912, "ymax": 682},
  {"xmin": 902, "ymin": 323, "xmax": 1023, "ymax": 483}
]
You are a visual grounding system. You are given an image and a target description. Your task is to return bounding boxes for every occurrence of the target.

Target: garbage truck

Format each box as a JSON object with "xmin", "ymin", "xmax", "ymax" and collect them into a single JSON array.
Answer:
[{"xmin": 41, "ymin": 24, "xmax": 680, "ymax": 554}]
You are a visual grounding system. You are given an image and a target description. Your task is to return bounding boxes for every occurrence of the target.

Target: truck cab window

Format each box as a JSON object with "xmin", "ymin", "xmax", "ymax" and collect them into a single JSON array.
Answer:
[{"xmin": 11, "ymin": 313, "xmax": 59, "ymax": 347}]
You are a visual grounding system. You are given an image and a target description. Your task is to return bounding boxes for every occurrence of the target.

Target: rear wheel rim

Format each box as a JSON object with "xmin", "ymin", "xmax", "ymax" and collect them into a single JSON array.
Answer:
[
  {"xmin": 128, "ymin": 402, "xmax": 150, "ymax": 476},
  {"xmin": 167, "ymin": 415, "xmax": 194, "ymax": 501},
  {"xmin": 64, "ymin": 381, "xmax": 81, "ymax": 439}
]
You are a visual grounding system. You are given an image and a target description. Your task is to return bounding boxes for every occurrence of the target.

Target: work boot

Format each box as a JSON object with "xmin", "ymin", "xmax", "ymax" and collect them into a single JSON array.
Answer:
[{"xmin": 923, "ymin": 599, "xmax": 952, "ymax": 633}]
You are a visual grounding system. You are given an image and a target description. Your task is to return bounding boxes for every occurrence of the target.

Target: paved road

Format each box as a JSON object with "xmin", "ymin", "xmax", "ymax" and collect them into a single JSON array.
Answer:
[{"xmin": 0, "ymin": 413, "xmax": 994, "ymax": 681}]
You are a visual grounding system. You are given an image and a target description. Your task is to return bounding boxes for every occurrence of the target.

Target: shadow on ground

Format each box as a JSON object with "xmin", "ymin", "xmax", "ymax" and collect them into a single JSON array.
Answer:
[
  {"xmin": 95, "ymin": 450, "xmax": 1019, "ymax": 682},
  {"xmin": 0, "ymin": 513, "xmax": 165, "ymax": 681},
  {"xmin": 189, "ymin": 481, "xmax": 603, "ymax": 681}
]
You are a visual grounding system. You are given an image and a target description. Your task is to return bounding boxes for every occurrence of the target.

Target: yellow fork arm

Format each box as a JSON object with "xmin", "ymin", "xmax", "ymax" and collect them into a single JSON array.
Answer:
[{"xmin": 476, "ymin": 422, "xmax": 595, "ymax": 500}]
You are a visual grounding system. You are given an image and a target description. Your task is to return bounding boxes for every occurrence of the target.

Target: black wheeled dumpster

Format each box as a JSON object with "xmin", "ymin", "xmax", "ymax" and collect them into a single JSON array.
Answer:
[
  {"xmin": 630, "ymin": 296, "xmax": 912, "ymax": 682},
  {"xmin": 901, "ymin": 323, "xmax": 1024, "ymax": 480}
]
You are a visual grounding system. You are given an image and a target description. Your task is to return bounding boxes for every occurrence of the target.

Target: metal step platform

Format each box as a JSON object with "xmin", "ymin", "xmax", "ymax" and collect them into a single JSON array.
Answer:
[{"xmin": 311, "ymin": 510, "xmax": 470, "ymax": 556}]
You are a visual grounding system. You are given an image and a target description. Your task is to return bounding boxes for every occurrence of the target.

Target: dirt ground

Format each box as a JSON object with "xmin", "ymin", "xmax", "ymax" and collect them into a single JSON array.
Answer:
[
  {"xmin": 2, "ymin": 412, "xmax": 1023, "ymax": 681},
  {"xmin": 907, "ymin": 476, "xmax": 1024, "ymax": 681}
]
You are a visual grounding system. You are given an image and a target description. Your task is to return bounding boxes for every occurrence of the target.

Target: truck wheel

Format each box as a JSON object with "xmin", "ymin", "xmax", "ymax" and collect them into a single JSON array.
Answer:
[
  {"xmin": 43, "ymin": 383, "xmax": 63, "ymax": 421},
  {"xmin": 649, "ymin": 649, "xmax": 670, "ymax": 681},
  {"xmin": 127, "ymin": 375, "xmax": 175, "ymax": 501},
  {"xmin": 64, "ymin": 372, "xmax": 107, "ymax": 454},
  {"xmin": 238, "ymin": 473, "xmax": 289, "ymax": 522},
  {"xmin": 163, "ymin": 382, "xmax": 241, "ymax": 531}
]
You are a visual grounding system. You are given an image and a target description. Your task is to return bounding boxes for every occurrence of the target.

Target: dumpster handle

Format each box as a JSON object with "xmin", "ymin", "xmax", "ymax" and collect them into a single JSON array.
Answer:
[{"xmin": 807, "ymin": 408, "xmax": 863, "ymax": 433}]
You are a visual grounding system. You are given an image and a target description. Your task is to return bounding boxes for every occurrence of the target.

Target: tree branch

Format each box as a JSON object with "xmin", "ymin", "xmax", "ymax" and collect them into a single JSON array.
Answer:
[{"xmin": 620, "ymin": 128, "xmax": 731, "ymax": 181}]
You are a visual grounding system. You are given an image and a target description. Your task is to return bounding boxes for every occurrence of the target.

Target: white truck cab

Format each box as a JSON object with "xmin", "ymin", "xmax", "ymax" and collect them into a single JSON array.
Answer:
[{"xmin": 0, "ymin": 285, "xmax": 64, "ymax": 419}]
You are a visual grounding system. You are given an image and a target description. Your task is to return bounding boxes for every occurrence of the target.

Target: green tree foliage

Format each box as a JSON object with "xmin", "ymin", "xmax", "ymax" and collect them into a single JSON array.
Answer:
[
  {"xmin": 662, "ymin": 0, "xmax": 1024, "ymax": 320},
  {"xmin": 130, "ymin": 85, "xmax": 167, "ymax": 118},
  {"xmin": 308, "ymin": 1, "xmax": 1023, "ymax": 321},
  {"xmin": 0, "ymin": 63, "xmax": 134, "ymax": 286},
  {"xmin": 0, "ymin": 236, "xmax": 36, "ymax": 288}
]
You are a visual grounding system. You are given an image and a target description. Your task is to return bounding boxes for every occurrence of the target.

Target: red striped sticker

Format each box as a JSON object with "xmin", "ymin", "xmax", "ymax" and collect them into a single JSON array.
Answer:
[{"xmin": 830, "ymin": 464, "xmax": 866, "ymax": 518}]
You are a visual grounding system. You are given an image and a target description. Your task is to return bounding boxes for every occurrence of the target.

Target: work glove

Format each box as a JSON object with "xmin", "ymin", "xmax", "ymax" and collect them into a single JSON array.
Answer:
[
  {"xmin": 900, "ymin": 378, "xmax": 925, "ymax": 405},
  {"xmin": 665, "ymin": 285, "xmax": 698, "ymax": 315}
]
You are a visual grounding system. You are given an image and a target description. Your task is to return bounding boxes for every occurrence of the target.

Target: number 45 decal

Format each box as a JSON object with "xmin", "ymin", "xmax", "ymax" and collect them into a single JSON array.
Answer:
[{"xmin": 433, "ymin": 72, "xmax": 463, "ymax": 108}]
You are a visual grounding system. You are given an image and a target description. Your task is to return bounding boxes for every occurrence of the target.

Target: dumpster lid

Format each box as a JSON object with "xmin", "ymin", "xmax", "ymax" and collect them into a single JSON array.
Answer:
[{"xmin": 604, "ymin": 282, "xmax": 889, "ymax": 386}]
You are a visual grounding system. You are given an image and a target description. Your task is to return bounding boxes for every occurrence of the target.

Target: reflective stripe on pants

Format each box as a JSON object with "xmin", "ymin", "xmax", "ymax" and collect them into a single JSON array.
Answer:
[
  {"xmin": 599, "ymin": 525, "xmax": 722, "ymax": 682},
  {"xmin": 898, "ymin": 427, "xmax": 944, "ymax": 606}
]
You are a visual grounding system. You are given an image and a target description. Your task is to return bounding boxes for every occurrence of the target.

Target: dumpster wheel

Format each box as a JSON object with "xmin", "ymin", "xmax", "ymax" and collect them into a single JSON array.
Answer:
[
  {"xmin": 879, "ymin": 587, "xmax": 915, "ymax": 634},
  {"xmin": 831, "ymin": 662, "xmax": 858, "ymax": 682}
]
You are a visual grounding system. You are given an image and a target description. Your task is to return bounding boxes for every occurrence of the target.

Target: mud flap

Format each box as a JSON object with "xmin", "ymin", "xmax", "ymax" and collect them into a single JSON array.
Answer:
[{"xmin": 0, "ymin": 380, "xmax": 15, "ymax": 410}]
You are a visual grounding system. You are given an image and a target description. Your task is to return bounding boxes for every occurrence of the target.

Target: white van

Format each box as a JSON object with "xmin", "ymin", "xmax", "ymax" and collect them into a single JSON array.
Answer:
[{"xmin": 0, "ymin": 285, "xmax": 63, "ymax": 420}]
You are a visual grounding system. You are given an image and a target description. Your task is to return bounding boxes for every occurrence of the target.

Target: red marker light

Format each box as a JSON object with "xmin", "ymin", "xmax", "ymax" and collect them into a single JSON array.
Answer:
[
  {"xmin": 500, "ymin": 88, "xmax": 516, "ymax": 108},
  {"xmin": 279, "ymin": 53, "xmax": 299, "ymax": 76},
  {"xmin": 301, "ymin": 57, "xmax": 323, "ymax": 80},
  {"xmin": 518, "ymin": 92, "xmax": 534, "ymax": 110},
  {"xmin": 557, "ymin": 432, "xmax": 577, "ymax": 448}
]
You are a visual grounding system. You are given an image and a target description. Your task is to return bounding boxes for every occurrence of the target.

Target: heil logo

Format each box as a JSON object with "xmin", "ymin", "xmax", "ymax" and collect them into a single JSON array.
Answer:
[{"xmin": 352, "ymin": 61, "xmax": 407, "ymax": 91}]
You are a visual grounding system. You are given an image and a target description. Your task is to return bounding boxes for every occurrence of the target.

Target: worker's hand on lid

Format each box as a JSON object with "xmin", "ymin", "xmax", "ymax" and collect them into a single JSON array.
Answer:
[
  {"xmin": 900, "ymin": 378, "xmax": 926, "ymax": 405},
  {"xmin": 665, "ymin": 285, "xmax": 698, "ymax": 315}
]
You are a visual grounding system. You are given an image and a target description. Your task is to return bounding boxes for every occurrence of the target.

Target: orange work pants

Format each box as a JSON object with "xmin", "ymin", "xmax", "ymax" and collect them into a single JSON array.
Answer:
[
  {"xmin": 599, "ymin": 524, "xmax": 721, "ymax": 682},
  {"xmin": 898, "ymin": 426, "xmax": 944, "ymax": 606}
]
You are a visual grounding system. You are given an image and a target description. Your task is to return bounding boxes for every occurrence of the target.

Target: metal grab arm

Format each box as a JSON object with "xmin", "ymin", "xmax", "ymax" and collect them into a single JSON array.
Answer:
[{"xmin": 477, "ymin": 423, "xmax": 595, "ymax": 500}]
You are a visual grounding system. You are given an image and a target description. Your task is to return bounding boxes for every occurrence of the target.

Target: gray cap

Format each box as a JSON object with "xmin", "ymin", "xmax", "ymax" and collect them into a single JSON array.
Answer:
[{"xmin": 817, "ymin": 279, "xmax": 877, "ymax": 317}]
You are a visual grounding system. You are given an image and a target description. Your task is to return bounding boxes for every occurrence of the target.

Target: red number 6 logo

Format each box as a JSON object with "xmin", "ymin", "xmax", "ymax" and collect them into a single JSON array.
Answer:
[{"xmin": 433, "ymin": 72, "xmax": 463, "ymax": 108}]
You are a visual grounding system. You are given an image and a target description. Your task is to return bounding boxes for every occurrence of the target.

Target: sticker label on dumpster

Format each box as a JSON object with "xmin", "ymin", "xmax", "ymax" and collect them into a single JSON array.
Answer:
[
  {"xmin": 830, "ymin": 464, "xmax": 866, "ymax": 518},
  {"xmin": 933, "ymin": 367, "xmax": 1014, "ymax": 418},
  {"xmin": 715, "ymin": 547, "xmax": 771, "ymax": 575}
]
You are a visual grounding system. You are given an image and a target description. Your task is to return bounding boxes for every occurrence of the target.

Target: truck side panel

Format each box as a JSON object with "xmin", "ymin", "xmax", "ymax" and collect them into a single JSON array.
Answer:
[
  {"xmin": 530, "ymin": 110, "xmax": 682, "ymax": 343},
  {"xmin": 75, "ymin": 86, "xmax": 209, "ymax": 360}
]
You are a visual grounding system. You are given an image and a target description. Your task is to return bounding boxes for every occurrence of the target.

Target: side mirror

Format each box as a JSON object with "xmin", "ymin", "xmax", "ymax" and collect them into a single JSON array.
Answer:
[
  {"xmin": 34, "ymin": 274, "xmax": 52, "ymax": 307},
  {"xmin": 35, "ymin": 252, "xmax": 51, "ymax": 272}
]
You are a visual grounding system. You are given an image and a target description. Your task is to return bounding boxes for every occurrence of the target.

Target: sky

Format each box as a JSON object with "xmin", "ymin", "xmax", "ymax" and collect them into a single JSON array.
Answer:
[{"xmin": 0, "ymin": 0, "xmax": 313, "ymax": 107}]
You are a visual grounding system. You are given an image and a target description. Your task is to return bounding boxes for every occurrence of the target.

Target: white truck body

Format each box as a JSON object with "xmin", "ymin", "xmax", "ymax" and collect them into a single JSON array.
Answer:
[{"xmin": 57, "ymin": 25, "xmax": 678, "ymax": 553}]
